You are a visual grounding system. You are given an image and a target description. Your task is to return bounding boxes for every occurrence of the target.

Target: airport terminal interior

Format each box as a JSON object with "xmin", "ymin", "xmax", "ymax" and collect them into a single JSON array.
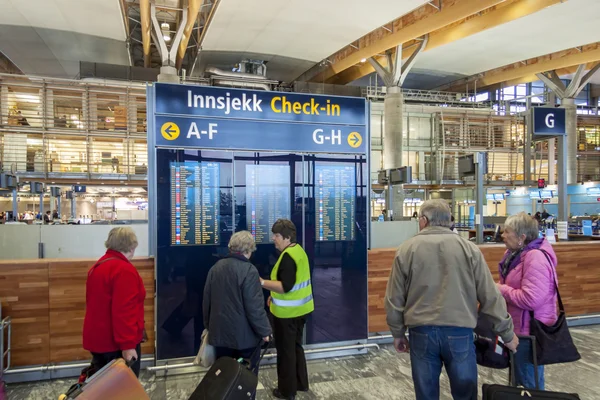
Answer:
[{"xmin": 1, "ymin": 0, "xmax": 600, "ymax": 399}]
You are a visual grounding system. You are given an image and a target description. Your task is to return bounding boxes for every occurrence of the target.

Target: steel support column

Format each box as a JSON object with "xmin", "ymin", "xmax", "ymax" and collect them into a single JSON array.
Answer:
[
  {"xmin": 563, "ymin": 98, "xmax": 577, "ymax": 184},
  {"xmin": 524, "ymin": 97, "xmax": 532, "ymax": 184},
  {"xmin": 12, "ymin": 189, "xmax": 17, "ymax": 220}
]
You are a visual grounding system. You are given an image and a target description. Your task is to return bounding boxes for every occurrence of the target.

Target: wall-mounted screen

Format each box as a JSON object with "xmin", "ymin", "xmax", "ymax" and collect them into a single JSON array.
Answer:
[
  {"xmin": 245, "ymin": 164, "xmax": 291, "ymax": 244},
  {"xmin": 170, "ymin": 161, "xmax": 220, "ymax": 245},
  {"xmin": 315, "ymin": 164, "xmax": 355, "ymax": 241}
]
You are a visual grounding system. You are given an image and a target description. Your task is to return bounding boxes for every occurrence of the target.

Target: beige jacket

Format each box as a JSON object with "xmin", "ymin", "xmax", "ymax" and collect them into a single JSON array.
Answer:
[{"xmin": 385, "ymin": 226, "xmax": 515, "ymax": 342}]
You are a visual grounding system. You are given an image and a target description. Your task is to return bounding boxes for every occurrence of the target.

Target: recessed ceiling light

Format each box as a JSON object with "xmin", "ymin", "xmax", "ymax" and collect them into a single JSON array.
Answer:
[{"xmin": 360, "ymin": 58, "xmax": 366, "ymax": 63}]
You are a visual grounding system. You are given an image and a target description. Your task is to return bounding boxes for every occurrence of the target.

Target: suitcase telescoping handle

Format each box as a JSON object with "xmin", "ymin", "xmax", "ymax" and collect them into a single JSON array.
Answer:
[
  {"xmin": 248, "ymin": 337, "xmax": 272, "ymax": 374},
  {"xmin": 474, "ymin": 333, "xmax": 539, "ymax": 390},
  {"xmin": 508, "ymin": 335, "xmax": 540, "ymax": 390}
]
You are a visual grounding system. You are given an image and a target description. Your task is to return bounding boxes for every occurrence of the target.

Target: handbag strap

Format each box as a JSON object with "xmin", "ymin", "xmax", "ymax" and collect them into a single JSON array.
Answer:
[
  {"xmin": 88, "ymin": 257, "xmax": 118, "ymax": 276},
  {"xmin": 530, "ymin": 249, "xmax": 564, "ymax": 314}
]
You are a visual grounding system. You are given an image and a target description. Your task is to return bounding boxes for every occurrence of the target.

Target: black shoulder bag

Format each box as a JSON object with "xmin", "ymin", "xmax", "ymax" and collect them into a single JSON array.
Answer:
[{"xmin": 528, "ymin": 249, "xmax": 581, "ymax": 365}]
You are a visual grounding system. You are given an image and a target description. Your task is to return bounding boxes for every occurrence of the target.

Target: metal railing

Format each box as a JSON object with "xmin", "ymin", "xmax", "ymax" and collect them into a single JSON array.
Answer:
[
  {"xmin": 0, "ymin": 74, "xmax": 148, "ymax": 181},
  {"xmin": 0, "ymin": 304, "xmax": 12, "ymax": 376}
]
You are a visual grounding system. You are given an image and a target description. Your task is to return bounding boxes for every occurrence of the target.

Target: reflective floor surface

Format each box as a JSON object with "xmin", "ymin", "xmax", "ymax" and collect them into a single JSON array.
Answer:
[{"xmin": 7, "ymin": 325, "xmax": 599, "ymax": 399}]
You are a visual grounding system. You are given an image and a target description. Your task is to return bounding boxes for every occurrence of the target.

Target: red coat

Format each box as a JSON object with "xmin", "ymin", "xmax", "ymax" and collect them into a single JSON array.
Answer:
[{"xmin": 83, "ymin": 250, "xmax": 146, "ymax": 353}]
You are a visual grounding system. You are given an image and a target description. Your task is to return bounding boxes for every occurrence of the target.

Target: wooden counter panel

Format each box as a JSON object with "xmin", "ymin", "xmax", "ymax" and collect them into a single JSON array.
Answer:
[
  {"xmin": 368, "ymin": 242, "xmax": 600, "ymax": 334},
  {"xmin": 48, "ymin": 258, "xmax": 156, "ymax": 363},
  {"xmin": 0, "ymin": 262, "xmax": 50, "ymax": 367}
]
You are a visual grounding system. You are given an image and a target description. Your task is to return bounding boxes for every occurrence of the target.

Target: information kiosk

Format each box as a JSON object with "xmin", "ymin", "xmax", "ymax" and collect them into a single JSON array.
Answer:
[{"xmin": 147, "ymin": 83, "xmax": 370, "ymax": 361}]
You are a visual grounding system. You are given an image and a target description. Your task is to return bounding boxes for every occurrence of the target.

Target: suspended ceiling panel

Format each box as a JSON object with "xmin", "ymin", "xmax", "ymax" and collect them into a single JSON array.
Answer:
[
  {"xmin": 0, "ymin": 0, "xmax": 126, "ymax": 40},
  {"xmin": 413, "ymin": 0, "xmax": 600, "ymax": 76},
  {"xmin": 0, "ymin": 0, "xmax": 128, "ymax": 77},
  {"xmin": 202, "ymin": 0, "xmax": 430, "ymax": 62}
]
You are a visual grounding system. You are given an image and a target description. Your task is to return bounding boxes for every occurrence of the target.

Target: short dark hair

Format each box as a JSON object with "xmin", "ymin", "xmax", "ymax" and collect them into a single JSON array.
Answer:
[{"xmin": 271, "ymin": 219, "xmax": 297, "ymax": 243}]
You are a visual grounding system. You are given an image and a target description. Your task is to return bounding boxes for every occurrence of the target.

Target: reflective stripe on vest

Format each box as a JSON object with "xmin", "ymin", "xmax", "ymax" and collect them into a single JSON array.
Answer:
[
  {"xmin": 271, "ymin": 294, "xmax": 314, "ymax": 307},
  {"xmin": 289, "ymin": 278, "xmax": 311, "ymax": 293},
  {"xmin": 270, "ymin": 244, "xmax": 314, "ymax": 318}
]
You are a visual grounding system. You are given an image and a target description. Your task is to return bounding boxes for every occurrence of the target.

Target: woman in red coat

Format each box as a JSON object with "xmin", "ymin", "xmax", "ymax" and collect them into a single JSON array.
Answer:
[{"xmin": 83, "ymin": 227, "xmax": 146, "ymax": 376}]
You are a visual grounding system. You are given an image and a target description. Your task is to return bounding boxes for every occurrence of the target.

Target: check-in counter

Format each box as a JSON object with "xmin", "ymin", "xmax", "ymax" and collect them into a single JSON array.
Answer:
[
  {"xmin": 0, "ymin": 257, "xmax": 154, "ymax": 368},
  {"xmin": 367, "ymin": 241, "xmax": 600, "ymax": 334}
]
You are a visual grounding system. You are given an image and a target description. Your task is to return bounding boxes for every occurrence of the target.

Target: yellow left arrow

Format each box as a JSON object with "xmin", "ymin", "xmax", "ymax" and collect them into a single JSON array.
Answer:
[{"xmin": 161, "ymin": 122, "xmax": 180, "ymax": 140}]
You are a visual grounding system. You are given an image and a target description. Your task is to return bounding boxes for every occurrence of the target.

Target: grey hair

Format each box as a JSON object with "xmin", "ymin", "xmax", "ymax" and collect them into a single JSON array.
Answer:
[
  {"xmin": 419, "ymin": 199, "xmax": 451, "ymax": 227},
  {"xmin": 228, "ymin": 231, "xmax": 257, "ymax": 254},
  {"xmin": 505, "ymin": 212, "xmax": 539, "ymax": 244}
]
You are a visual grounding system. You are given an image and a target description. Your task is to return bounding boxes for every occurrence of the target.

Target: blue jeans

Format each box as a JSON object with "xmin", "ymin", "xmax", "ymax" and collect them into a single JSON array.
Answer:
[
  {"xmin": 513, "ymin": 338, "xmax": 544, "ymax": 390},
  {"xmin": 409, "ymin": 326, "xmax": 477, "ymax": 400}
]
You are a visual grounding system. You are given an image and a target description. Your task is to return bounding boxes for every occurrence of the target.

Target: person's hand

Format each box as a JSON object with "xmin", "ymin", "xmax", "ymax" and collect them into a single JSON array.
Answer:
[
  {"xmin": 504, "ymin": 335, "xmax": 519, "ymax": 353},
  {"xmin": 122, "ymin": 349, "xmax": 138, "ymax": 363},
  {"xmin": 393, "ymin": 336, "xmax": 409, "ymax": 353},
  {"xmin": 267, "ymin": 296, "xmax": 272, "ymax": 307},
  {"xmin": 263, "ymin": 335, "xmax": 271, "ymax": 342}
]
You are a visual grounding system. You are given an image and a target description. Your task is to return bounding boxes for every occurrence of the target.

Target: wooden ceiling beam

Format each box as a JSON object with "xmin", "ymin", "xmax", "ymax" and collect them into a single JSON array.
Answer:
[
  {"xmin": 439, "ymin": 43, "xmax": 600, "ymax": 92},
  {"xmin": 325, "ymin": 0, "xmax": 564, "ymax": 85},
  {"xmin": 305, "ymin": 0, "xmax": 507, "ymax": 83}
]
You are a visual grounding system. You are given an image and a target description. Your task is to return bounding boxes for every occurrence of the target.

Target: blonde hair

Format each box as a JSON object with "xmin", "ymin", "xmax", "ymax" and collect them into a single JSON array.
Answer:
[
  {"xmin": 105, "ymin": 227, "xmax": 138, "ymax": 254},
  {"xmin": 228, "ymin": 231, "xmax": 256, "ymax": 254}
]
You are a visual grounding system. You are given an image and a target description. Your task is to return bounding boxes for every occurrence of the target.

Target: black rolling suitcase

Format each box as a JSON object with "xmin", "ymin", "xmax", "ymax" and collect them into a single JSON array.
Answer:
[
  {"xmin": 188, "ymin": 341, "xmax": 269, "ymax": 400},
  {"xmin": 482, "ymin": 336, "xmax": 580, "ymax": 399}
]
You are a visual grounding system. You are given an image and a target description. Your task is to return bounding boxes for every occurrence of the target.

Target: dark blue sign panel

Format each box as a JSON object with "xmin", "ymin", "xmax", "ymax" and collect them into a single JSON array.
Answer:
[
  {"xmin": 155, "ymin": 83, "xmax": 366, "ymax": 126},
  {"xmin": 532, "ymin": 107, "xmax": 566, "ymax": 136},
  {"xmin": 155, "ymin": 116, "xmax": 366, "ymax": 153}
]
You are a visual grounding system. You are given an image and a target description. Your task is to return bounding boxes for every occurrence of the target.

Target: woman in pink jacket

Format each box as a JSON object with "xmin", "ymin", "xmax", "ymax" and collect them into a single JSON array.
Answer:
[{"xmin": 497, "ymin": 212, "xmax": 558, "ymax": 390}]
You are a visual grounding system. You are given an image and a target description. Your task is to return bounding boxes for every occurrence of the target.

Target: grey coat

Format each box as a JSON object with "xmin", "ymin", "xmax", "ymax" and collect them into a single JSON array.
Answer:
[{"xmin": 203, "ymin": 254, "xmax": 272, "ymax": 350}]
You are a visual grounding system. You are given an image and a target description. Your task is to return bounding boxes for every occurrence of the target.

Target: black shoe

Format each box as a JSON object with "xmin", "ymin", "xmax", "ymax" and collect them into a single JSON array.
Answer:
[
  {"xmin": 298, "ymin": 387, "xmax": 309, "ymax": 392},
  {"xmin": 272, "ymin": 388, "xmax": 295, "ymax": 399}
]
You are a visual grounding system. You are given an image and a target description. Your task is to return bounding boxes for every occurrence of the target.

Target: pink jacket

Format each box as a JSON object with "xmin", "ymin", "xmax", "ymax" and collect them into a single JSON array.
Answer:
[{"xmin": 498, "ymin": 238, "xmax": 558, "ymax": 335}]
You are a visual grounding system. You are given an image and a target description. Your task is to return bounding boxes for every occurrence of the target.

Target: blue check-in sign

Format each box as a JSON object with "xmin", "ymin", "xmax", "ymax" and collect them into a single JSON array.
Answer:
[{"xmin": 532, "ymin": 107, "xmax": 566, "ymax": 136}]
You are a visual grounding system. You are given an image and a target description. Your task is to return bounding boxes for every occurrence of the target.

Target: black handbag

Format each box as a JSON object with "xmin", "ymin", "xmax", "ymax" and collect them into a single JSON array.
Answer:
[
  {"xmin": 528, "ymin": 250, "xmax": 581, "ymax": 366},
  {"xmin": 474, "ymin": 315, "xmax": 510, "ymax": 369}
]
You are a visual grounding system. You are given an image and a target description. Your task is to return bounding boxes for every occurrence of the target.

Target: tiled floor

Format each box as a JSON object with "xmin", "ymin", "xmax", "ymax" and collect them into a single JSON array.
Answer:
[{"xmin": 7, "ymin": 326, "xmax": 599, "ymax": 399}]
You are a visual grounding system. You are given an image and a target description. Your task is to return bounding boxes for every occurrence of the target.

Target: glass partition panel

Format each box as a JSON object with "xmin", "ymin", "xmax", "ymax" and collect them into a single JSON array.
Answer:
[{"xmin": 156, "ymin": 149, "xmax": 233, "ymax": 360}]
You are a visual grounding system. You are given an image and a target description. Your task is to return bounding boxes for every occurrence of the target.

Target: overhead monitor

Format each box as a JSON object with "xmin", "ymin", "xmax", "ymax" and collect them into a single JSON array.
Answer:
[
  {"xmin": 389, "ymin": 166, "xmax": 412, "ymax": 184},
  {"xmin": 0, "ymin": 174, "xmax": 17, "ymax": 189},
  {"xmin": 377, "ymin": 170, "xmax": 388, "ymax": 185},
  {"xmin": 50, "ymin": 187, "xmax": 61, "ymax": 197},
  {"xmin": 458, "ymin": 153, "xmax": 487, "ymax": 177},
  {"xmin": 30, "ymin": 182, "xmax": 44, "ymax": 194},
  {"xmin": 73, "ymin": 185, "xmax": 87, "ymax": 193}
]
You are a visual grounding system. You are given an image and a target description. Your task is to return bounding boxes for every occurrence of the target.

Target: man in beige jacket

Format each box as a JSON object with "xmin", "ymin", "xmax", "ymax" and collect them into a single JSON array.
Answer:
[{"xmin": 385, "ymin": 199, "xmax": 518, "ymax": 400}]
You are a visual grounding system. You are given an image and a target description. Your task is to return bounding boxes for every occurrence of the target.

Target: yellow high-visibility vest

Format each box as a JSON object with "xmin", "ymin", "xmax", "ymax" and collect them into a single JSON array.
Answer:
[{"xmin": 270, "ymin": 244, "xmax": 314, "ymax": 318}]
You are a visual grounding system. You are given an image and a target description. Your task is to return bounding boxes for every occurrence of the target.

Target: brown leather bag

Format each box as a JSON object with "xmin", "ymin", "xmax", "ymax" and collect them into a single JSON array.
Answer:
[{"xmin": 70, "ymin": 359, "xmax": 148, "ymax": 400}]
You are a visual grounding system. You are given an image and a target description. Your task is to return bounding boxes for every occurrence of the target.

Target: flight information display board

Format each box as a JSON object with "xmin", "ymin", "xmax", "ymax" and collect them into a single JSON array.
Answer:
[
  {"xmin": 246, "ymin": 165, "xmax": 291, "ymax": 244},
  {"xmin": 171, "ymin": 161, "xmax": 220, "ymax": 245},
  {"xmin": 316, "ymin": 165, "xmax": 355, "ymax": 241}
]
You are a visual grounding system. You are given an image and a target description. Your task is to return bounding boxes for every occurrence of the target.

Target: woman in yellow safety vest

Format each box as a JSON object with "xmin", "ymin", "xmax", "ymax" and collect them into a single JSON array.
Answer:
[{"xmin": 259, "ymin": 219, "xmax": 314, "ymax": 400}]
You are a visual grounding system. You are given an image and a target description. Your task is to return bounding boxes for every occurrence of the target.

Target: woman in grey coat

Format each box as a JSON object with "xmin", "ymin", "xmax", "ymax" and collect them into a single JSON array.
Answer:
[{"xmin": 203, "ymin": 231, "xmax": 272, "ymax": 373}]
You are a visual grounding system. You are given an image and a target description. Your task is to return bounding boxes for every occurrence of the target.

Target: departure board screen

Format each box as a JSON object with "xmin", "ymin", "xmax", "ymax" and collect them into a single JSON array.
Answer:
[
  {"xmin": 246, "ymin": 165, "xmax": 291, "ymax": 244},
  {"xmin": 316, "ymin": 165, "xmax": 355, "ymax": 241},
  {"xmin": 171, "ymin": 161, "xmax": 220, "ymax": 245}
]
